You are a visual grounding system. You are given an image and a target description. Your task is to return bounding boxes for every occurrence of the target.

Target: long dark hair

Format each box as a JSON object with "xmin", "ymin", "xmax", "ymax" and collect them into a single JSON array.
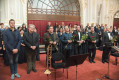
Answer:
[{"xmin": 22, "ymin": 23, "xmax": 26, "ymax": 29}]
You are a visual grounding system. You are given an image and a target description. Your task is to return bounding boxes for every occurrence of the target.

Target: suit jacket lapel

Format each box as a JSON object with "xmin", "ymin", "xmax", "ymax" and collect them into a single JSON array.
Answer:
[
  {"xmin": 33, "ymin": 32, "xmax": 35, "ymax": 41},
  {"xmin": 105, "ymin": 31, "xmax": 109, "ymax": 40},
  {"xmin": 80, "ymin": 32, "xmax": 82, "ymax": 40},
  {"xmin": 53, "ymin": 33, "xmax": 55, "ymax": 41},
  {"xmin": 27, "ymin": 32, "xmax": 32, "ymax": 40},
  {"xmin": 76, "ymin": 31, "xmax": 79, "ymax": 40}
]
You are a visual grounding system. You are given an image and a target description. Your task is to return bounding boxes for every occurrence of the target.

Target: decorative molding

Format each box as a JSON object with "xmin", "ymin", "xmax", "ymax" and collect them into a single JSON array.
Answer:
[{"xmin": 28, "ymin": 14, "xmax": 80, "ymax": 22}]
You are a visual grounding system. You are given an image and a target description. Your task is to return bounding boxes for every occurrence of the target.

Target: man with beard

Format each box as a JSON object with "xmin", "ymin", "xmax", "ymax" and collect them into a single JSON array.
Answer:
[{"xmin": 3, "ymin": 19, "xmax": 21, "ymax": 80}]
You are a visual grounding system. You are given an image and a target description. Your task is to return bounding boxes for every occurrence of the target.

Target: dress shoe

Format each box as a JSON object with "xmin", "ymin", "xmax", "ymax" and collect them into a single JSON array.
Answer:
[
  {"xmin": 27, "ymin": 70, "xmax": 31, "ymax": 74},
  {"xmin": 105, "ymin": 60, "xmax": 109, "ymax": 63},
  {"xmin": 32, "ymin": 69, "xmax": 37, "ymax": 72},
  {"xmin": 89, "ymin": 60, "xmax": 92, "ymax": 63},
  {"xmin": 102, "ymin": 60, "xmax": 105, "ymax": 63},
  {"xmin": 92, "ymin": 61, "xmax": 96, "ymax": 63}
]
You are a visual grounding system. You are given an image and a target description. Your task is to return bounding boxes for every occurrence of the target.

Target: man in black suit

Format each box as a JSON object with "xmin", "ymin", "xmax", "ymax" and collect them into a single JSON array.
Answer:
[
  {"xmin": 94, "ymin": 23, "xmax": 99, "ymax": 33},
  {"xmin": 112, "ymin": 26, "xmax": 117, "ymax": 36},
  {"xmin": 87, "ymin": 26, "xmax": 98, "ymax": 63},
  {"xmin": 86, "ymin": 23, "xmax": 91, "ymax": 32},
  {"xmin": 23, "ymin": 24, "xmax": 39, "ymax": 74},
  {"xmin": 43, "ymin": 26, "xmax": 59, "ymax": 53},
  {"xmin": 102, "ymin": 27, "xmax": 113, "ymax": 63},
  {"xmin": 0, "ymin": 29, "xmax": 2, "ymax": 51},
  {"xmin": 73, "ymin": 26, "xmax": 84, "ymax": 55}
]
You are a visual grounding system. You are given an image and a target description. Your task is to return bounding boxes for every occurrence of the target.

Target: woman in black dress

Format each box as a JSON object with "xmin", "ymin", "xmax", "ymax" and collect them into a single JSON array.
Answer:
[
  {"xmin": 2, "ymin": 27, "xmax": 9, "ymax": 66},
  {"xmin": 79, "ymin": 28, "xmax": 88, "ymax": 54},
  {"xmin": 22, "ymin": 23, "xmax": 27, "ymax": 32},
  {"xmin": 58, "ymin": 28, "xmax": 63, "ymax": 53},
  {"xmin": 18, "ymin": 29, "xmax": 26, "ymax": 64}
]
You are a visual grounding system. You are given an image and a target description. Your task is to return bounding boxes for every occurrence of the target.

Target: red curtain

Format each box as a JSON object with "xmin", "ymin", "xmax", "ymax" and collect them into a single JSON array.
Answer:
[
  {"xmin": 113, "ymin": 21, "xmax": 119, "ymax": 28},
  {"xmin": 27, "ymin": 20, "xmax": 80, "ymax": 44},
  {"xmin": 113, "ymin": 18, "xmax": 119, "ymax": 28}
]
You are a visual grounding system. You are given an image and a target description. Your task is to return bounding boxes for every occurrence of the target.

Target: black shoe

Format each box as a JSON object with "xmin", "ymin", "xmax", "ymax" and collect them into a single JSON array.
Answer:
[
  {"xmin": 32, "ymin": 69, "xmax": 37, "ymax": 72},
  {"xmin": 102, "ymin": 60, "xmax": 105, "ymax": 63},
  {"xmin": 105, "ymin": 60, "xmax": 109, "ymax": 63},
  {"xmin": 27, "ymin": 70, "xmax": 31, "ymax": 74},
  {"xmin": 92, "ymin": 61, "xmax": 96, "ymax": 63},
  {"xmin": 89, "ymin": 60, "xmax": 92, "ymax": 63}
]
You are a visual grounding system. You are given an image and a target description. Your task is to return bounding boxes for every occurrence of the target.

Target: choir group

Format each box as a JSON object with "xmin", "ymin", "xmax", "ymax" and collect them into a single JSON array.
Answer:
[{"xmin": 0, "ymin": 20, "xmax": 118, "ymax": 80}]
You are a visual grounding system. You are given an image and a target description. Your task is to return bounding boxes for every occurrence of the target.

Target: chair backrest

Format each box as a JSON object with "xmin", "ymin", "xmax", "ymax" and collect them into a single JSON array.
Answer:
[
  {"xmin": 52, "ymin": 52, "xmax": 64, "ymax": 61},
  {"xmin": 52, "ymin": 52, "xmax": 65, "ymax": 69}
]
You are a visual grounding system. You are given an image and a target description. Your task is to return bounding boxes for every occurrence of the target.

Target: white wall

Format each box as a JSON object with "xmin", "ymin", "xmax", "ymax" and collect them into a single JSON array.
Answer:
[
  {"xmin": 0, "ymin": 0, "xmax": 119, "ymax": 27},
  {"xmin": 0, "ymin": 0, "xmax": 27, "ymax": 27},
  {"xmin": 79, "ymin": 0, "xmax": 119, "ymax": 27}
]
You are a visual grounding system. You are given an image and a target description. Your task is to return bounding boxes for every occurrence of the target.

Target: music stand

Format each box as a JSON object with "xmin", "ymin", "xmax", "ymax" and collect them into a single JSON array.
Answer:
[
  {"xmin": 65, "ymin": 54, "xmax": 89, "ymax": 80},
  {"xmin": 97, "ymin": 45, "xmax": 113, "ymax": 80}
]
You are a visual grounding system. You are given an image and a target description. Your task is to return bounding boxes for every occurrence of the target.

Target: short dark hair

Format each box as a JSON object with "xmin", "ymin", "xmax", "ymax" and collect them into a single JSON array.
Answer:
[
  {"xmin": 0, "ymin": 23, "xmax": 4, "ymax": 25},
  {"xmin": 91, "ymin": 26, "xmax": 94, "ymax": 28},
  {"xmin": 9, "ymin": 19, "xmax": 15, "ymax": 24},
  {"xmin": 17, "ymin": 26, "xmax": 21, "ymax": 29},
  {"xmin": 20, "ymin": 29, "xmax": 24, "ymax": 32}
]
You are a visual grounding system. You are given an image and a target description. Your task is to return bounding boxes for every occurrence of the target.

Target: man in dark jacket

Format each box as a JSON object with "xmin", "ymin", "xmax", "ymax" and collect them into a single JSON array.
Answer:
[
  {"xmin": 43, "ymin": 26, "xmax": 59, "ymax": 53},
  {"xmin": 3, "ymin": 19, "xmax": 21, "ymax": 80},
  {"xmin": 61, "ymin": 26, "xmax": 73, "ymax": 61},
  {"xmin": 0, "ymin": 30, "xmax": 2, "ymax": 51},
  {"xmin": 87, "ymin": 26, "xmax": 98, "ymax": 63},
  {"xmin": 73, "ymin": 26, "xmax": 84, "ymax": 55},
  {"xmin": 23, "ymin": 24, "xmax": 39, "ymax": 74},
  {"xmin": 102, "ymin": 27, "xmax": 113, "ymax": 63},
  {"xmin": 86, "ymin": 23, "xmax": 91, "ymax": 32}
]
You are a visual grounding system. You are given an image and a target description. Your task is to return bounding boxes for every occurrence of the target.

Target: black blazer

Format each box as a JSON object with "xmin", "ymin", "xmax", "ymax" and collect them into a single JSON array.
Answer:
[
  {"xmin": 87, "ymin": 32, "xmax": 98, "ymax": 49},
  {"xmin": 23, "ymin": 32, "xmax": 39, "ymax": 53},
  {"xmin": 94, "ymin": 26, "xmax": 98, "ymax": 33},
  {"xmin": 102, "ymin": 31, "xmax": 113, "ymax": 45},
  {"xmin": 112, "ymin": 29, "xmax": 117, "ymax": 35},
  {"xmin": 115, "ymin": 32, "xmax": 119, "ymax": 41},
  {"xmin": 0, "ymin": 30, "xmax": 2, "ymax": 47},
  {"xmin": 43, "ymin": 32, "xmax": 59, "ymax": 51},
  {"xmin": 73, "ymin": 30, "xmax": 83, "ymax": 43}
]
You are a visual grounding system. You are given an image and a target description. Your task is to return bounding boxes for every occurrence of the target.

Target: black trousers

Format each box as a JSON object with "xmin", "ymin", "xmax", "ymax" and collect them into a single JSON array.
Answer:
[
  {"xmin": 102, "ymin": 46, "xmax": 111, "ymax": 61},
  {"xmin": 36, "ymin": 46, "xmax": 40, "ymax": 61},
  {"xmin": 88, "ymin": 47, "xmax": 96, "ymax": 61},
  {"xmin": 26, "ymin": 51, "xmax": 36, "ymax": 71}
]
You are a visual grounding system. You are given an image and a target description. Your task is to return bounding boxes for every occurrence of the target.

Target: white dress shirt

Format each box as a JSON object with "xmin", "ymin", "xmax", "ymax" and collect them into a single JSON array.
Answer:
[
  {"xmin": 78, "ymin": 32, "xmax": 80, "ymax": 40},
  {"xmin": 107, "ymin": 32, "xmax": 112, "ymax": 40}
]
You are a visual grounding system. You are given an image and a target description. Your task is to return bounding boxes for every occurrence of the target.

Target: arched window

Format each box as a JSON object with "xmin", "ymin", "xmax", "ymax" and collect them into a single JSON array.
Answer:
[
  {"xmin": 28, "ymin": 0, "xmax": 80, "ymax": 21},
  {"xmin": 114, "ymin": 11, "xmax": 119, "ymax": 18}
]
